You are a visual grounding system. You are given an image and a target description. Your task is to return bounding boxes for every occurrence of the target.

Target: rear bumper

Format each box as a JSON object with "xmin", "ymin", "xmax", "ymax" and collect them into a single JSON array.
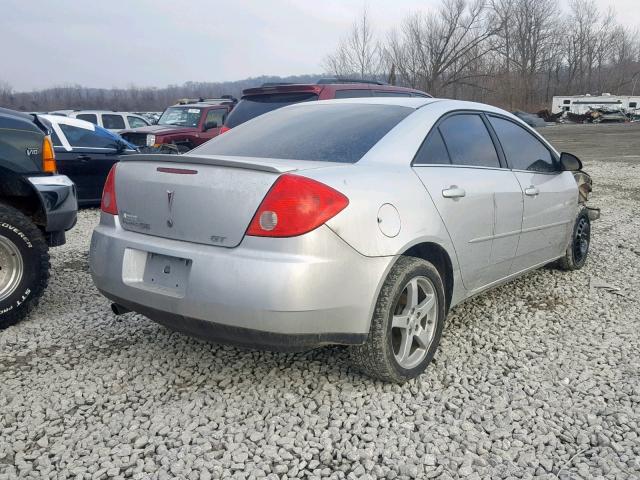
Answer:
[
  {"xmin": 28, "ymin": 175, "xmax": 78, "ymax": 234},
  {"xmin": 90, "ymin": 214, "xmax": 392, "ymax": 350}
]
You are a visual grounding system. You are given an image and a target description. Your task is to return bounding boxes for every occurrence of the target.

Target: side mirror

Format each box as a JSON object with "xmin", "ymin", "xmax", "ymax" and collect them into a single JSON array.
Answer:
[
  {"xmin": 203, "ymin": 121, "xmax": 218, "ymax": 131},
  {"xmin": 560, "ymin": 152, "xmax": 582, "ymax": 171}
]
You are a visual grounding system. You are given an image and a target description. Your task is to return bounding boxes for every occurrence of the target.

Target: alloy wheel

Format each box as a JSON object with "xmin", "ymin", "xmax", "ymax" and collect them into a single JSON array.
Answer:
[{"xmin": 391, "ymin": 276, "xmax": 438, "ymax": 370}]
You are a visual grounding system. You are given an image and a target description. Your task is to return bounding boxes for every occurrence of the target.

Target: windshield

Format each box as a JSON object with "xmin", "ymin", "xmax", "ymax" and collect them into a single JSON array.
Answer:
[
  {"xmin": 225, "ymin": 92, "xmax": 319, "ymax": 128},
  {"xmin": 158, "ymin": 107, "xmax": 202, "ymax": 127},
  {"xmin": 193, "ymin": 103, "xmax": 412, "ymax": 163}
]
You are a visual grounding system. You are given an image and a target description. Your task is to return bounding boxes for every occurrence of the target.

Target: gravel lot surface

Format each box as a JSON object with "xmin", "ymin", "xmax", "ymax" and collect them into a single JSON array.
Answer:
[{"xmin": 1, "ymin": 123, "xmax": 639, "ymax": 479}]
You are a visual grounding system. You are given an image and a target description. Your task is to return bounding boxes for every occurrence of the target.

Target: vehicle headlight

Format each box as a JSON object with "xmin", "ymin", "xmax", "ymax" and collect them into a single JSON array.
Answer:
[{"xmin": 146, "ymin": 134, "xmax": 156, "ymax": 147}]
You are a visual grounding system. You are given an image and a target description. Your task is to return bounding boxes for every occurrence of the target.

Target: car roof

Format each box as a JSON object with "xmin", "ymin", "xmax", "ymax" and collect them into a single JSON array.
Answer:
[
  {"xmin": 172, "ymin": 103, "xmax": 230, "ymax": 108},
  {"xmin": 242, "ymin": 82, "xmax": 428, "ymax": 97},
  {"xmin": 41, "ymin": 114, "xmax": 98, "ymax": 130},
  {"xmin": 293, "ymin": 97, "xmax": 514, "ymax": 116},
  {"xmin": 69, "ymin": 110, "xmax": 142, "ymax": 115}
]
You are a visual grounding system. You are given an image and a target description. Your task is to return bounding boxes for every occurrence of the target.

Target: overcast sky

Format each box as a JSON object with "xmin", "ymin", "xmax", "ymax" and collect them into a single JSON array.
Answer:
[{"xmin": 2, "ymin": 0, "xmax": 639, "ymax": 91}]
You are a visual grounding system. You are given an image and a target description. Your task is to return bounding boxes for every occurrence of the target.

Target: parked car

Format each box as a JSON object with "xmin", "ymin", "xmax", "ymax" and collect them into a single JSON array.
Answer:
[
  {"xmin": 119, "ymin": 98, "xmax": 237, "ymax": 153},
  {"xmin": 220, "ymin": 79, "xmax": 431, "ymax": 132},
  {"xmin": 0, "ymin": 108, "xmax": 78, "ymax": 328},
  {"xmin": 57, "ymin": 111, "xmax": 151, "ymax": 132},
  {"xmin": 89, "ymin": 98, "xmax": 597, "ymax": 383},
  {"xmin": 40, "ymin": 115, "xmax": 137, "ymax": 206}
]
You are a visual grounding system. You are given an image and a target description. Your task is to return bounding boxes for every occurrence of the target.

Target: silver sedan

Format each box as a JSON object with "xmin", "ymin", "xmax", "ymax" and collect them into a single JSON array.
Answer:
[{"xmin": 89, "ymin": 98, "xmax": 596, "ymax": 382}]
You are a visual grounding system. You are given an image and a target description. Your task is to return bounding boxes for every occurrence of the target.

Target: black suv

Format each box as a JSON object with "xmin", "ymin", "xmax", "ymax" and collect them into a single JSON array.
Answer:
[{"xmin": 0, "ymin": 107, "xmax": 78, "ymax": 328}]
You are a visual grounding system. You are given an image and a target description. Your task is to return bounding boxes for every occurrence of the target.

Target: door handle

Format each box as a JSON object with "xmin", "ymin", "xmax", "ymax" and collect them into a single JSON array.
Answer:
[
  {"xmin": 442, "ymin": 185, "xmax": 466, "ymax": 198},
  {"xmin": 524, "ymin": 186, "xmax": 539, "ymax": 196},
  {"xmin": 77, "ymin": 155, "xmax": 91, "ymax": 162}
]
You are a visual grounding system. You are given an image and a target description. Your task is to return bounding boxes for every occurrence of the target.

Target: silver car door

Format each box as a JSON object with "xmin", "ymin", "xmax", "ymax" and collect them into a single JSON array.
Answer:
[
  {"xmin": 487, "ymin": 115, "xmax": 577, "ymax": 273},
  {"xmin": 413, "ymin": 113, "xmax": 520, "ymax": 291}
]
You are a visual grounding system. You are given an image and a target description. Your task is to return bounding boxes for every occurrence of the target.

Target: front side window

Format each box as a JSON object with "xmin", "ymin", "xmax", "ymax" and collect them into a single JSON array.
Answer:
[
  {"xmin": 489, "ymin": 116, "xmax": 557, "ymax": 173},
  {"xmin": 127, "ymin": 116, "xmax": 148, "ymax": 128},
  {"xmin": 76, "ymin": 113, "xmax": 97, "ymax": 124},
  {"xmin": 438, "ymin": 114, "xmax": 501, "ymax": 168},
  {"xmin": 193, "ymin": 103, "xmax": 412, "ymax": 163},
  {"xmin": 414, "ymin": 129, "xmax": 450, "ymax": 165},
  {"xmin": 157, "ymin": 107, "xmax": 202, "ymax": 127},
  {"xmin": 58, "ymin": 124, "xmax": 120, "ymax": 149},
  {"xmin": 102, "ymin": 114, "xmax": 125, "ymax": 130},
  {"xmin": 204, "ymin": 109, "xmax": 226, "ymax": 128}
]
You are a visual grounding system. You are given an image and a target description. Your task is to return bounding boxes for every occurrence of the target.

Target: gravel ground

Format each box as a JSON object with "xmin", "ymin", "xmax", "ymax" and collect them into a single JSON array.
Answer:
[{"xmin": 1, "ymin": 123, "xmax": 639, "ymax": 479}]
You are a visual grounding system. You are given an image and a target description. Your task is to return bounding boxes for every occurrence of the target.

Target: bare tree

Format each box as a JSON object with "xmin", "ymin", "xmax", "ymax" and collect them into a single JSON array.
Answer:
[
  {"xmin": 385, "ymin": 0, "xmax": 499, "ymax": 97},
  {"xmin": 323, "ymin": 8, "xmax": 384, "ymax": 79}
]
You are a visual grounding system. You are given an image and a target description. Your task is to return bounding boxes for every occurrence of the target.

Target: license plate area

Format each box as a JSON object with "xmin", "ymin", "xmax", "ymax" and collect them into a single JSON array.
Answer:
[{"xmin": 143, "ymin": 252, "xmax": 191, "ymax": 295}]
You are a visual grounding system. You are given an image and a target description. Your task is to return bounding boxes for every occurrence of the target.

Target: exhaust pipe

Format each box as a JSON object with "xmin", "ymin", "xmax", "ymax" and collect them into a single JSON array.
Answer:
[{"xmin": 111, "ymin": 303, "xmax": 131, "ymax": 315}]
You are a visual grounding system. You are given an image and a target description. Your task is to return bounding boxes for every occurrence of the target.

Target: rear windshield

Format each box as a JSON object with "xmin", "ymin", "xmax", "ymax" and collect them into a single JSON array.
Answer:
[
  {"xmin": 193, "ymin": 103, "xmax": 412, "ymax": 163},
  {"xmin": 225, "ymin": 92, "xmax": 319, "ymax": 128}
]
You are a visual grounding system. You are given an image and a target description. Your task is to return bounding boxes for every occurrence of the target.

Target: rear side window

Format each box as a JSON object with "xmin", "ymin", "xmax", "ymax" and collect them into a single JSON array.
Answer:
[
  {"xmin": 58, "ymin": 124, "xmax": 119, "ymax": 149},
  {"xmin": 414, "ymin": 129, "xmax": 450, "ymax": 165},
  {"xmin": 127, "ymin": 116, "xmax": 148, "ymax": 128},
  {"xmin": 438, "ymin": 114, "xmax": 500, "ymax": 168},
  {"xmin": 194, "ymin": 103, "xmax": 412, "ymax": 163},
  {"xmin": 76, "ymin": 113, "xmax": 97, "ymax": 124},
  {"xmin": 373, "ymin": 90, "xmax": 411, "ymax": 97},
  {"xmin": 225, "ymin": 92, "xmax": 319, "ymax": 128},
  {"xmin": 488, "ymin": 116, "xmax": 557, "ymax": 172},
  {"xmin": 102, "ymin": 114, "xmax": 125, "ymax": 130},
  {"xmin": 334, "ymin": 89, "xmax": 371, "ymax": 99}
]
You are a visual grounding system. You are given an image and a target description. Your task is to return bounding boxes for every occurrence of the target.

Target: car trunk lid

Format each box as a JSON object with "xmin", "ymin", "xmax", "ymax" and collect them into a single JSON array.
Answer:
[{"xmin": 115, "ymin": 154, "xmax": 338, "ymax": 247}]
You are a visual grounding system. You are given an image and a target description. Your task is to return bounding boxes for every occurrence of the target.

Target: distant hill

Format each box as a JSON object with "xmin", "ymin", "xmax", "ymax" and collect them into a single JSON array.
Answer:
[{"xmin": 0, "ymin": 74, "xmax": 323, "ymax": 112}]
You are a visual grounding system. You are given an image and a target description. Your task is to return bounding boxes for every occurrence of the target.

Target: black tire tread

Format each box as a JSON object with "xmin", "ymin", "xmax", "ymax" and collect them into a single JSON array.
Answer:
[
  {"xmin": 0, "ymin": 202, "xmax": 50, "ymax": 329},
  {"xmin": 553, "ymin": 206, "xmax": 590, "ymax": 271}
]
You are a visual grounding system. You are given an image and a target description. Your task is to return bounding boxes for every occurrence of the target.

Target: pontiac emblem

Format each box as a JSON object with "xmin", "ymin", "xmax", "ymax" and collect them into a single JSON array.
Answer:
[
  {"xmin": 167, "ymin": 190, "xmax": 175, "ymax": 212},
  {"xmin": 167, "ymin": 190, "xmax": 175, "ymax": 228}
]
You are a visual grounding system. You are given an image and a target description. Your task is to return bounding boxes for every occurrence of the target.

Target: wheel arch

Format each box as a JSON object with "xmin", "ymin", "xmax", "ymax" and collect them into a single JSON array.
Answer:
[
  {"xmin": 0, "ymin": 166, "xmax": 46, "ymax": 226},
  {"xmin": 400, "ymin": 241, "xmax": 454, "ymax": 313}
]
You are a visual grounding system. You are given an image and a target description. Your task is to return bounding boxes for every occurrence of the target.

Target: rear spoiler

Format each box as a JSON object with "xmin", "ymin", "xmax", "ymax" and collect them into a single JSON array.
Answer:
[
  {"xmin": 242, "ymin": 84, "xmax": 322, "ymax": 96},
  {"xmin": 120, "ymin": 153, "xmax": 342, "ymax": 174}
]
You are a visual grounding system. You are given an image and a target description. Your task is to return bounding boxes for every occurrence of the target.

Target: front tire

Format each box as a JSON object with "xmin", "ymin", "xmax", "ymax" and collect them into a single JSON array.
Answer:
[
  {"xmin": 0, "ymin": 203, "xmax": 49, "ymax": 329},
  {"xmin": 554, "ymin": 207, "xmax": 591, "ymax": 271},
  {"xmin": 350, "ymin": 256, "xmax": 446, "ymax": 383}
]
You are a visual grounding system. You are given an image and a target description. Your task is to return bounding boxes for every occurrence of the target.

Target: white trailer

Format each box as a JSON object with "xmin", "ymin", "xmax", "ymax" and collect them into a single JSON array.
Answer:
[{"xmin": 552, "ymin": 94, "xmax": 640, "ymax": 115}]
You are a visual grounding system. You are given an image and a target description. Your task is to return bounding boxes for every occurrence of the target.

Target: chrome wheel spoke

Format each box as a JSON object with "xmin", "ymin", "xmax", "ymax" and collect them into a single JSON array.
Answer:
[
  {"xmin": 392, "ymin": 314, "xmax": 410, "ymax": 329},
  {"xmin": 415, "ymin": 326, "xmax": 433, "ymax": 349},
  {"xmin": 415, "ymin": 294, "xmax": 435, "ymax": 320},
  {"xmin": 396, "ymin": 330, "xmax": 413, "ymax": 363},
  {"xmin": 406, "ymin": 278, "xmax": 419, "ymax": 309}
]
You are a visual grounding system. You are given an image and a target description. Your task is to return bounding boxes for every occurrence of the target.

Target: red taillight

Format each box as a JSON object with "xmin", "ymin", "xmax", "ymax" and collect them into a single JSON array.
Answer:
[
  {"xmin": 101, "ymin": 164, "xmax": 118, "ymax": 215},
  {"xmin": 247, "ymin": 174, "xmax": 349, "ymax": 238},
  {"xmin": 219, "ymin": 125, "xmax": 231, "ymax": 134}
]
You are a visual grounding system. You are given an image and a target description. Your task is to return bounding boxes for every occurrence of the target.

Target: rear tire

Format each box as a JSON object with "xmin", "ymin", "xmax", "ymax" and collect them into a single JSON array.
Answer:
[
  {"xmin": 0, "ymin": 203, "xmax": 49, "ymax": 329},
  {"xmin": 553, "ymin": 207, "xmax": 591, "ymax": 271},
  {"xmin": 350, "ymin": 256, "xmax": 446, "ymax": 383}
]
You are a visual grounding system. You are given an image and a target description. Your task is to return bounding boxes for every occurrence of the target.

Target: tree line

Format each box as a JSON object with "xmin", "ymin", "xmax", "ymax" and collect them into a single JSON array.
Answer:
[
  {"xmin": 0, "ymin": 75, "xmax": 319, "ymax": 113},
  {"xmin": 2, "ymin": 0, "xmax": 639, "ymax": 113},
  {"xmin": 325, "ymin": 0, "xmax": 640, "ymax": 111}
]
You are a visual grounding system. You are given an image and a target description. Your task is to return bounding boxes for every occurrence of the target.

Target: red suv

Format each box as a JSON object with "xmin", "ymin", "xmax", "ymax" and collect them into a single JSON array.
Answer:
[
  {"xmin": 120, "ymin": 97, "xmax": 236, "ymax": 152},
  {"xmin": 221, "ymin": 79, "xmax": 430, "ymax": 132}
]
